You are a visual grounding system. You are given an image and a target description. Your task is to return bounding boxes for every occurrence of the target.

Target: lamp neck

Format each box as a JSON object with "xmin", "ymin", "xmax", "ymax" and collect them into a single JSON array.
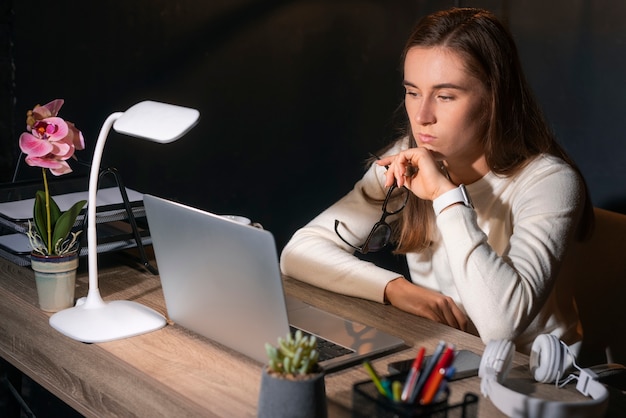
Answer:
[{"xmin": 85, "ymin": 112, "xmax": 124, "ymax": 305}]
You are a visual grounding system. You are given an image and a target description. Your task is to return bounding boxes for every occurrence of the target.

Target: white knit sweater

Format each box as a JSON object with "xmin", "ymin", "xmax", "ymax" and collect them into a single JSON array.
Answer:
[{"xmin": 280, "ymin": 140, "xmax": 585, "ymax": 353}]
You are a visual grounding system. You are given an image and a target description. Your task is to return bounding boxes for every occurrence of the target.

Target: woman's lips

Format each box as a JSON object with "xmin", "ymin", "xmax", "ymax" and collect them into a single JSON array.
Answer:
[{"xmin": 418, "ymin": 133, "xmax": 435, "ymax": 144}]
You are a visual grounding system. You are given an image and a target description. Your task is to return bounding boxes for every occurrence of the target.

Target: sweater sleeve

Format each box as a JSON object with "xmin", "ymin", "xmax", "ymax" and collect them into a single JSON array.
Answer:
[
  {"xmin": 280, "ymin": 156, "xmax": 405, "ymax": 303},
  {"xmin": 436, "ymin": 159, "xmax": 585, "ymax": 343}
]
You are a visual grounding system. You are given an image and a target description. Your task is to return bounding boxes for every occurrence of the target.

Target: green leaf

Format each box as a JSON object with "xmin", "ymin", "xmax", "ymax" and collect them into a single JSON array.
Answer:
[
  {"xmin": 298, "ymin": 358, "xmax": 311, "ymax": 375},
  {"xmin": 52, "ymin": 199, "xmax": 87, "ymax": 249},
  {"xmin": 293, "ymin": 347, "xmax": 303, "ymax": 368},
  {"xmin": 33, "ymin": 190, "xmax": 64, "ymax": 248},
  {"xmin": 265, "ymin": 343, "xmax": 279, "ymax": 361},
  {"xmin": 33, "ymin": 191, "xmax": 47, "ymax": 242},
  {"xmin": 48, "ymin": 195, "xmax": 62, "ymax": 229}
]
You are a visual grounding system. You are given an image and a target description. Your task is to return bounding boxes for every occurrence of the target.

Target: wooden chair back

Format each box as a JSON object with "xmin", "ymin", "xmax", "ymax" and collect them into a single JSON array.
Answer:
[{"xmin": 560, "ymin": 207, "xmax": 626, "ymax": 366}]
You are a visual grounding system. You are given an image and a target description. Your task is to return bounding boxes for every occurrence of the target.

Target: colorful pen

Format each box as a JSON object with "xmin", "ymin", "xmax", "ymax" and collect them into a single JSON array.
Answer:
[
  {"xmin": 401, "ymin": 347, "xmax": 425, "ymax": 402},
  {"xmin": 409, "ymin": 341, "xmax": 446, "ymax": 404},
  {"xmin": 381, "ymin": 379, "xmax": 392, "ymax": 400},
  {"xmin": 392, "ymin": 380, "xmax": 403, "ymax": 402},
  {"xmin": 436, "ymin": 367, "xmax": 455, "ymax": 398},
  {"xmin": 424, "ymin": 366, "xmax": 454, "ymax": 405},
  {"xmin": 420, "ymin": 367, "xmax": 446, "ymax": 405},
  {"xmin": 363, "ymin": 360, "xmax": 390, "ymax": 398},
  {"xmin": 419, "ymin": 345, "xmax": 455, "ymax": 404}
]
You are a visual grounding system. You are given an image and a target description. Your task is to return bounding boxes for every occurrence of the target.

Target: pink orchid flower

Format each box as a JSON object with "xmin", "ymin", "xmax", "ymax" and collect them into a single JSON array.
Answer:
[{"xmin": 19, "ymin": 99, "xmax": 85, "ymax": 176}]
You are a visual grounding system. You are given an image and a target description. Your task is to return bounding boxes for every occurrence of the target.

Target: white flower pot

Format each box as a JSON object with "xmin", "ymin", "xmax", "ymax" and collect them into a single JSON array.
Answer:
[{"xmin": 31, "ymin": 252, "xmax": 78, "ymax": 312}]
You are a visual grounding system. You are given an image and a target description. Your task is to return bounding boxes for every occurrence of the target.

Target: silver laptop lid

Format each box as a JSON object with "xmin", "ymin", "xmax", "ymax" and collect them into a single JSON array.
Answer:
[
  {"xmin": 144, "ymin": 194, "xmax": 289, "ymax": 363},
  {"xmin": 144, "ymin": 194, "xmax": 406, "ymax": 370}
]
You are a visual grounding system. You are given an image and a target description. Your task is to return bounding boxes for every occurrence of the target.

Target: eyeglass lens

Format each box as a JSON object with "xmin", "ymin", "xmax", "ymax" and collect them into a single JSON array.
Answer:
[
  {"xmin": 365, "ymin": 222, "xmax": 392, "ymax": 252},
  {"xmin": 334, "ymin": 186, "xmax": 408, "ymax": 254}
]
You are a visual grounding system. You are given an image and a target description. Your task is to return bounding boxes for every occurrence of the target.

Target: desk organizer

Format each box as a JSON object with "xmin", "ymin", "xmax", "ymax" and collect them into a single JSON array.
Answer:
[
  {"xmin": 352, "ymin": 374, "xmax": 478, "ymax": 418},
  {"xmin": 0, "ymin": 176, "xmax": 151, "ymax": 267}
]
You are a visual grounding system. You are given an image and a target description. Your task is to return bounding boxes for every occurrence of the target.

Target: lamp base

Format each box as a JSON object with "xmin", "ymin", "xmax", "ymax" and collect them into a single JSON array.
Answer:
[{"xmin": 49, "ymin": 300, "xmax": 166, "ymax": 343}]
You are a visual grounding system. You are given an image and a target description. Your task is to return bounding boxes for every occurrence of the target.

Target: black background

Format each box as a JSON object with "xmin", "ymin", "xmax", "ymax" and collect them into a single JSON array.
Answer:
[{"xmin": 3, "ymin": 0, "xmax": 626, "ymax": 250}]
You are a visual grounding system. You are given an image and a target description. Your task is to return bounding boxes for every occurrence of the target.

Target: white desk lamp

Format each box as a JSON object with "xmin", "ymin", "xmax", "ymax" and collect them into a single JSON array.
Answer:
[{"xmin": 49, "ymin": 100, "xmax": 199, "ymax": 343}]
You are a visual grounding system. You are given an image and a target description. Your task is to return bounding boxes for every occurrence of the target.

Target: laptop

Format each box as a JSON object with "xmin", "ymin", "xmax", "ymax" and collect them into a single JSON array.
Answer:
[{"xmin": 143, "ymin": 194, "xmax": 406, "ymax": 371}]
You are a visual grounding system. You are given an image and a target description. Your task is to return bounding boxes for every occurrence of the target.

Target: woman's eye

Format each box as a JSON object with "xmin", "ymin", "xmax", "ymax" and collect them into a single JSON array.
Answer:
[{"xmin": 405, "ymin": 90, "xmax": 419, "ymax": 97}]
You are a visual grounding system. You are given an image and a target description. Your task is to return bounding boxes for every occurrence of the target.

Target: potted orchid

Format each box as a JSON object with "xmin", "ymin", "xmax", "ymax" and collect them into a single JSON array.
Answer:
[
  {"xmin": 19, "ymin": 99, "xmax": 87, "ymax": 256},
  {"xmin": 18, "ymin": 99, "xmax": 87, "ymax": 311}
]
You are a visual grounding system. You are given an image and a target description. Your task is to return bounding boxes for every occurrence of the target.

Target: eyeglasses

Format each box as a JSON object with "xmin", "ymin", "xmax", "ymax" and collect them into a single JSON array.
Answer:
[{"xmin": 334, "ymin": 184, "xmax": 409, "ymax": 254}]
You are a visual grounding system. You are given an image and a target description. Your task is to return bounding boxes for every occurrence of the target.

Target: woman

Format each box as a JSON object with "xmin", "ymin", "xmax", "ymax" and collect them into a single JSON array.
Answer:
[{"xmin": 280, "ymin": 8, "xmax": 592, "ymax": 354}]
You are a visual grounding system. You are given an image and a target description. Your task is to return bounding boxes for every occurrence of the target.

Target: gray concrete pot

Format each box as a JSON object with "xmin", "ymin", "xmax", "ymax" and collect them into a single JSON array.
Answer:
[{"xmin": 257, "ymin": 367, "xmax": 327, "ymax": 418}]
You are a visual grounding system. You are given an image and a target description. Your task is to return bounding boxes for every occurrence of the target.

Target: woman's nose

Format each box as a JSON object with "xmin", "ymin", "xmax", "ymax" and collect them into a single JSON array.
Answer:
[{"xmin": 416, "ymin": 99, "xmax": 436, "ymax": 125}]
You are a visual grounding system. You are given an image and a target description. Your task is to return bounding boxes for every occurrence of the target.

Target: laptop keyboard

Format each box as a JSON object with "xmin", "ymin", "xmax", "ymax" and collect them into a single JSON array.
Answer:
[{"xmin": 290, "ymin": 327, "xmax": 355, "ymax": 361}]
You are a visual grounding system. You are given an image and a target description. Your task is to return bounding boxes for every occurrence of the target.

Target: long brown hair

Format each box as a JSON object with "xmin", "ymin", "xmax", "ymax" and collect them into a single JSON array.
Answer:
[{"xmin": 386, "ymin": 8, "xmax": 593, "ymax": 253}]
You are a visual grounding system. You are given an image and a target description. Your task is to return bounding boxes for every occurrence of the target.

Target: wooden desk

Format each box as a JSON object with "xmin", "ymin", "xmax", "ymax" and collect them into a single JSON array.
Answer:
[{"xmin": 0, "ymin": 252, "xmax": 589, "ymax": 417}]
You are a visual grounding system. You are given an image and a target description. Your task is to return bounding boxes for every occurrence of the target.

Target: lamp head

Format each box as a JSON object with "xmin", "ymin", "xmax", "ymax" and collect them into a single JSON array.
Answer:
[{"xmin": 113, "ymin": 100, "xmax": 200, "ymax": 143}]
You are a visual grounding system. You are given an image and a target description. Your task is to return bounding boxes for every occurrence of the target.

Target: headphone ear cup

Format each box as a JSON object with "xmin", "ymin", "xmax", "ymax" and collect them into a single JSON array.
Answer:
[
  {"xmin": 479, "ymin": 339, "xmax": 514, "ymax": 384},
  {"xmin": 530, "ymin": 334, "xmax": 567, "ymax": 383}
]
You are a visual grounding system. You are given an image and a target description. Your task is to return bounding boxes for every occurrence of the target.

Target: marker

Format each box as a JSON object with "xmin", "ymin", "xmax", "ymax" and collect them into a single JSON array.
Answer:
[
  {"xmin": 392, "ymin": 380, "xmax": 403, "ymax": 402},
  {"xmin": 435, "ymin": 367, "xmax": 455, "ymax": 400},
  {"xmin": 420, "ymin": 367, "xmax": 446, "ymax": 404},
  {"xmin": 420, "ymin": 345, "xmax": 455, "ymax": 404},
  {"xmin": 363, "ymin": 360, "xmax": 389, "ymax": 398},
  {"xmin": 409, "ymin": 341, "xmax": 446, "ymax": 404},
  {"xmin": 381, "ymin": 379, "xmax": 392, "ymax": 400},
  {"xmin": 426, "ymin": 366, "xmax": 454, "ymax": 405},
  {"xmin": 401, "ymin": 347, "xmax": 425, "ymax": 402}
]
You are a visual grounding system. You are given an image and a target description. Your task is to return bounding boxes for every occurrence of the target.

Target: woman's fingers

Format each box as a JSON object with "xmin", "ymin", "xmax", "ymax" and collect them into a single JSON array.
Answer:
[
  {"xmin": 439, "ymin": 299, "xmax": 469, "ymax": 331},
  {"xmin": 376, "ymin": 155, "xmax": 402, "ymax": 187},
  {"xmin": 376, "ymin": 151, "xmax": 420, "ymax": 188},
  {"xmin": 385, "ymin": 278, "xmax": 469, "ymax": 331}
]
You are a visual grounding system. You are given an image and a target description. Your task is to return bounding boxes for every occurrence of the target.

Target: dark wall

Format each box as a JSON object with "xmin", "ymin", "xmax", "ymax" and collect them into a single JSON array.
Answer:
[
  {"xmin": 508, "ymin": 0, "xmax": 626, "ymax": 211},
  {"xmin": 4, "ymin": 0, "xmax": 626, "ymax": 250}
]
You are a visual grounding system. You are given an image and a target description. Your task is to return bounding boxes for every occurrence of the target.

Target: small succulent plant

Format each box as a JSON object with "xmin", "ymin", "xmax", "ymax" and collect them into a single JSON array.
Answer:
[{"xmin": 265, "ymin": 329, "xmax": 320, "ymax": 376}]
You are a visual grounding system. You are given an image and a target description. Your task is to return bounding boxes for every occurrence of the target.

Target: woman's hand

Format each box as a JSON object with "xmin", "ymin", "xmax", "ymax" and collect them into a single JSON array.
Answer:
[
  {"xmin": 377, "ymin": 148, "xmax": 455, "ymax": 201},
  {"xmin": 384, "ymin": 277, "xmax": 469, "ymax": 331}
]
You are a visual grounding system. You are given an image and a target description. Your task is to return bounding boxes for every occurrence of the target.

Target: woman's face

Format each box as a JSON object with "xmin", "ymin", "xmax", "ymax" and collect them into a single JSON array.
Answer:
[{"xmin": 403, "ymin": 47, "xmax": 489, "ymax": 169}]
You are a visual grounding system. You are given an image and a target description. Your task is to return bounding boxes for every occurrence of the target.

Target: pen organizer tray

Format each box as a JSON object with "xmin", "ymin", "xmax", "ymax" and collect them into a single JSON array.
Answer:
[{"xmin": 352, "ymin": 372, "xmax": 478, "ymax": 418}]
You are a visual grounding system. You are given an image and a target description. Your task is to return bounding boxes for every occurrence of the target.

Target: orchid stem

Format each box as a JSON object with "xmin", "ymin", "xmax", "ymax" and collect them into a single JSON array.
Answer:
[{"xmin": 42, "ymin": 168, "xmax": 52, "ymax": 254}]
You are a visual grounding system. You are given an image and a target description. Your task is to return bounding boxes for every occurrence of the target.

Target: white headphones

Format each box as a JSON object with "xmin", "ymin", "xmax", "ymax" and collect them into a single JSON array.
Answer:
[{"xmin": 479, "ymin": 334, "xmax": 609, "ymax": 417}]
